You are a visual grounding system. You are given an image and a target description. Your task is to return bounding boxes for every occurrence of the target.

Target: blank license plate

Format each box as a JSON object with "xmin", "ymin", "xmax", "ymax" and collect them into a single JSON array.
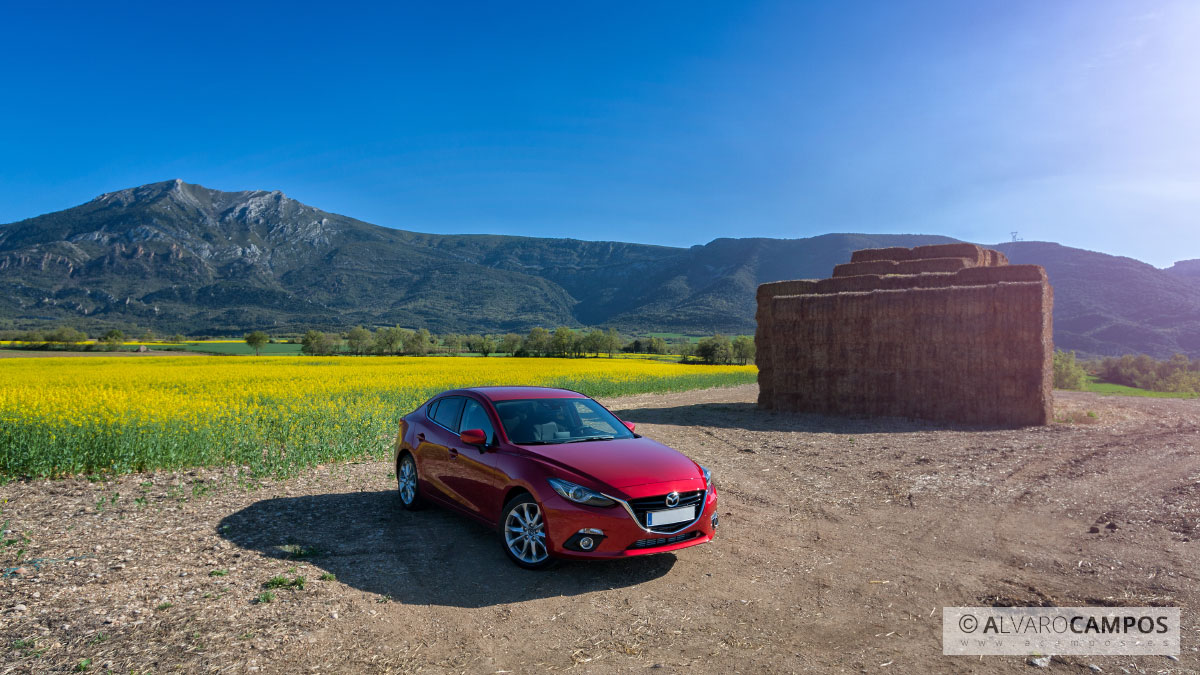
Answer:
[{"xmin": 646, "ymin": 506, "xmax": 695, "ymax": 526}]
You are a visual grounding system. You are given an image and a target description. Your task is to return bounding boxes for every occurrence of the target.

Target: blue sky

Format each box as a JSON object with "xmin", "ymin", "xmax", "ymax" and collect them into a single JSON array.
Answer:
[{"xmin": 2, "ymin": 1, "xmax": 1198, "ymax": 267}]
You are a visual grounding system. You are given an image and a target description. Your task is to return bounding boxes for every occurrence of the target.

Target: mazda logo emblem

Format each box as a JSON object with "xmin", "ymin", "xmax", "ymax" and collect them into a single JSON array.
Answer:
[{"xmin": 665, "ymin": 492, "xmax": 680, "ymax": 508}]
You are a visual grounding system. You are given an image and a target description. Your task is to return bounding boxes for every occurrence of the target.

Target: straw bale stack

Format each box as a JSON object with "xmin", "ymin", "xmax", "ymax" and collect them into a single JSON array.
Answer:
[
  {"xmin": 755, "ymin": 244, "xmax": 1052, "ymax": 425},
  {"xmin": 756, "ymin": 280, "xmax": 819, "ymax": 407}
]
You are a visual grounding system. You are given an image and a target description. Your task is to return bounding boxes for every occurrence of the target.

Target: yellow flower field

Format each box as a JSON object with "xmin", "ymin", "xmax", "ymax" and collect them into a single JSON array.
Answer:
[{"xmin": 0, "ymin": 356, "xmax": 755, "ymax": 479}]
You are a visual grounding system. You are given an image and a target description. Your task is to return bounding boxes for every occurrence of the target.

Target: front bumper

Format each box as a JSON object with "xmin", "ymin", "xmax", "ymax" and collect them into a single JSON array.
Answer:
[{"xmin": 543, "ymin": 484, "xmax": 718, "ymax": 559}]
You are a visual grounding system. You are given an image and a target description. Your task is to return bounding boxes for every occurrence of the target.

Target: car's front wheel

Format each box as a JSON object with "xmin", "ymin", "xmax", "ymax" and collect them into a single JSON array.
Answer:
[
  {"xmin": 396, "ymin": 452, "xmax": 423, "ymax": 511},
  {"xmin": 501, "ymin": 493, "xmax": 554, "ymax": 569}
]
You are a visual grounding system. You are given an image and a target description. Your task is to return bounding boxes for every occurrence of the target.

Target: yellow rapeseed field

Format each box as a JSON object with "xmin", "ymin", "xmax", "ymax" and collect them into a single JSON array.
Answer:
[{"xmin": 0, "ymin": 356, "xmax": 755, "ymax": 479}]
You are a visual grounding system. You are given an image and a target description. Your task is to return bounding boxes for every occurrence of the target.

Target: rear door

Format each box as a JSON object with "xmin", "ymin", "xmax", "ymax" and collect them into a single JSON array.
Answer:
[{"xmin": 420, "ymin": 395, "xmax": 466, "ymax": 505}]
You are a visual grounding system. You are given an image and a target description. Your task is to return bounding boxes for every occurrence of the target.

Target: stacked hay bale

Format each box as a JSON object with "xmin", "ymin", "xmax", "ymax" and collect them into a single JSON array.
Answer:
[{"xmin": 756, "ymin": 243, "xmax": 1052, "ymax": 426}]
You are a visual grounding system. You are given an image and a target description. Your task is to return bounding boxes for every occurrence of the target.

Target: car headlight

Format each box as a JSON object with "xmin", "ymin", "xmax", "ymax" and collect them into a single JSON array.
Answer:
[
  {"xmin": 702, "ymin": 465, "xmax": 713, "ymax": 488},
  {"xmin": 547, "ymin": 478, "xmax": 615, "ymax": 507}
]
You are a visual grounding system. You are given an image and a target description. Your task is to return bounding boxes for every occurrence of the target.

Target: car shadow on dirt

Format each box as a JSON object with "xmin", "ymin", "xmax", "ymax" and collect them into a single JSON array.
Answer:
[
  {"xmin": 217, "ymin": 490, "xmax": 676, "ymax": 608},
  {"xmin": 613, "ymin": 401, "xmax": 1016, "ymax": 433}
]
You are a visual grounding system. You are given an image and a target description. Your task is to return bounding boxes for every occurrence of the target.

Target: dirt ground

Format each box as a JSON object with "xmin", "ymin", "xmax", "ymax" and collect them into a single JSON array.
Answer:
[{"xmin": 1, "ymin": 384, "xmax": 1197, "ymax": 674}]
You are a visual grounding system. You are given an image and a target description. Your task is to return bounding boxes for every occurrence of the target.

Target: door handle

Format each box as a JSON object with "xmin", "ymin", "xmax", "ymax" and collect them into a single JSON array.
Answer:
[
  {"xmin": 449, "ymin": 447, "xmax": 459, "ymax": 458},
  {"xmin": 416, "ymin": 433, "xmax": 425, "ymax": 443}
]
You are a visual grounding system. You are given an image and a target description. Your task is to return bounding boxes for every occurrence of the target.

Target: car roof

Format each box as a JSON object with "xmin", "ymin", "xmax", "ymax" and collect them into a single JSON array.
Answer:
[{"xmin": 457, "ymin": 386, "xmax": 589, "ymax": 402}]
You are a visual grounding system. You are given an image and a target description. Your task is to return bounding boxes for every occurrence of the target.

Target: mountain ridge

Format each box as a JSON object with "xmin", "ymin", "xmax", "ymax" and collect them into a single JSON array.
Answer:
[{"xmin": 1, "ymin": 180, "xmax": 1196, "ymax": 358}]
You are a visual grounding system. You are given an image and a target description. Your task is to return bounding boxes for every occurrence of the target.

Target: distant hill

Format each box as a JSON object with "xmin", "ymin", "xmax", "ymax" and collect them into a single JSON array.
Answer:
[
  {"xmin": 1166, "ymin": 259, "xmax": 1200, "ymax": 279},
  {"xmin": 1, "ymin": 180, "xmax": 1195, "ymax": 358},
  {"xmin": 995, "ymin": 242, "xmax": 1200, "ymax": 359}
]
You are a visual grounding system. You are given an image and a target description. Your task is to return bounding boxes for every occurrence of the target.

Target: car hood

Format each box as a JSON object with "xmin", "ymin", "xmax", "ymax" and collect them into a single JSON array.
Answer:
[{"xmin": 518, "ymin": 436, "xmax": 702, "ymax": 489}]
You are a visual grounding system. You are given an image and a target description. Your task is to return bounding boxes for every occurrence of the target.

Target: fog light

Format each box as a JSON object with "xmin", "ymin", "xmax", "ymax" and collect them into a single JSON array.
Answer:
[
  {"xmin": 711, "ymin": 512, "xmax": 719, "ymax": 529},
  {"xmin": 579, "ymin": 536, "xmax": 595, "ymax": 550}
]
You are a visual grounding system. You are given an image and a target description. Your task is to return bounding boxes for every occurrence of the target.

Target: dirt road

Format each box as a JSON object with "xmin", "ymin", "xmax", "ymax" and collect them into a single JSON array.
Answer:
[{"xmin": 1, "ymin": 385, "xmax": 1197, "ymax": 673}]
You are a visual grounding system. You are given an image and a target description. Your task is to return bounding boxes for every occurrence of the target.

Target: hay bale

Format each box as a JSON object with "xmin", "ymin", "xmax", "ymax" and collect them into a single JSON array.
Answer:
[
  {"xmin": 895, "ymin": 257, "xmax": 975, "ymax": 274},
  {"xmin": 954, "ymin": 264, "xmax": 1045, "ymax": 284},
  {"xmin": 756, "ymin": 280, "xmax": 818, "ymax": 407},
  {"xmin": 755, "ymin": 245, "xmax": 1053, "ymax": 426},
  {"xmin": 911, "ymin": 243, "xmax": 989, "ymax": 265},
  {"xmin": 850, "ymin": 247, "xmax": 913, "ymax": 263}
]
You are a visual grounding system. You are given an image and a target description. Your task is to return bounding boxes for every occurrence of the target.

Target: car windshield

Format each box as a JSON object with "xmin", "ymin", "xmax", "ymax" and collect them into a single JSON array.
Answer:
[{"xmin": 493, "ymin": 397, "xmax": 635, "ymax": 445}]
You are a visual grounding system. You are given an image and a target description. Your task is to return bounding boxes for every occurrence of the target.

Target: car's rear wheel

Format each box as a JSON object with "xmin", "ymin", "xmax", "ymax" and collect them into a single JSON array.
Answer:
[
  {"xmin": 501, "ymin": 493, "xmax": 553, "ymax": 569},
  {"xmin": 397, "ymin": 453, "xmax": 423, "ymax": 510}
]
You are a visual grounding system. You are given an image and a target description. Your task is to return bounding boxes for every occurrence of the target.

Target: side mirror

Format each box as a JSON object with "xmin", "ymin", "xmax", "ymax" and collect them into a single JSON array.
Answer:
[
  {"xmin": 459, "ymin": 428, "xmax": 488, "ymax": 446},
  {"xmin": 622, "ymin": 420, "xmax": 636, "ymax": 433}
]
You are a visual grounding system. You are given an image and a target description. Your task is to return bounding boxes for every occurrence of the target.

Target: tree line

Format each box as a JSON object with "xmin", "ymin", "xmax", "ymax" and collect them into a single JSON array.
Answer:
[
  {"xmin": 1054, "ymin": 349, "xmax": 1200, "ymax": 394},
  {"xmin": 0, "ymin": 327, "xmax": 183, "ymax": 351},
  {"xmin": 286, "ymin": 326, "xmax": 755, "ymax": 364}
]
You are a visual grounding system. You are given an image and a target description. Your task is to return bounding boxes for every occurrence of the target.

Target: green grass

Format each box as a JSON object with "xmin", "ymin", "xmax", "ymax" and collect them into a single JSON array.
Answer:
[
  {"xmin": 1084, "ymin": 375, "xmax": 1198, "ymax": 399},
  {"xmin": 264, "ymin": 575, "xmax": 305, "ymax": 590},
  {"xmin": 182, "ymin": 342, "xmax": 303, "ymax": 356}
]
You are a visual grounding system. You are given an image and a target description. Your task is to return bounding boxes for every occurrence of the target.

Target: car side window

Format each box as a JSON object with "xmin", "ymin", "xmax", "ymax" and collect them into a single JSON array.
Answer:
[
  {"xmin": 431, "ymin": 396, "xmax": 465, "ymax": 431},
  {"xmin": 427, "ymin": 399, "xmax": 440, "ymax": 420},
  {"xmin": 460, "ymin": 399, "xmax": 496, "ymax": 445}
]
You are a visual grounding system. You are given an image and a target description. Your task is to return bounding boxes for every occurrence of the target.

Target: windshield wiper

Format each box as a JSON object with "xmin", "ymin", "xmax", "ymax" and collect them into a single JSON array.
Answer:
[{"xmin": 559, "ymin": 435, "xmax": 616, "ymax": 443}]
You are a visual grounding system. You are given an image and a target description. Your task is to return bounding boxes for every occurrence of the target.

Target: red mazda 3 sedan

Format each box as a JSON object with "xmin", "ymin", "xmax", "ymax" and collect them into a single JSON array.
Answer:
[{"xmin": 393, "ymin": 386, "xmax": 718, "ymax": 568}]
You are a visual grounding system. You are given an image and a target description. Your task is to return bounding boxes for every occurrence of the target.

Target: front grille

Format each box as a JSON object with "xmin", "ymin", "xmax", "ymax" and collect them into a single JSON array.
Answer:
[
  {"xmin": 629, "ymin": 531, "xmax": 700, "ymax": 550},
  {"xmin": 627, "ymin": 489, "xmax": 705, "ymax": 531}
]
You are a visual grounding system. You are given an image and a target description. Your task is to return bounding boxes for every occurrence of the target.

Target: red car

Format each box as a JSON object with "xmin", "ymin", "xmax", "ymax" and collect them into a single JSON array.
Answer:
[{"xmin": 393, "ymin": 386, "xmax": 718, "ymax": 569}]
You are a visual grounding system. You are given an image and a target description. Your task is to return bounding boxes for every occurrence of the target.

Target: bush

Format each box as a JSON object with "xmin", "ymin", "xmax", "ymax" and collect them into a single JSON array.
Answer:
[
  {"xmin": 1053, "ymin": 349, "xmax": 1088, "ymax": 390},
  {"xmin": 1098, "ymin": 352, "xmax": 1200, "ymax": 393}
]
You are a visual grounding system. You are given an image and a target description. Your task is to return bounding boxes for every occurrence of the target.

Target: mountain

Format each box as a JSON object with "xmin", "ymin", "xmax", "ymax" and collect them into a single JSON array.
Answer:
[
  {"xmin": 995, "ymin": 242, "xmax": 1200, "ymax": 359},
  {"xmin": 1166, "ymin": 259, "xmax": 1200, "ymax": 279},
  {"xmin": 0, "ymin": 180, "xmax": 1196, "ymax": 358}
]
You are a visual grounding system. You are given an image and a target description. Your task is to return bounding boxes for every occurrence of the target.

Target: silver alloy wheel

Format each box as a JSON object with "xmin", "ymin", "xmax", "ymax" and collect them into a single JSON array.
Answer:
[
  {"xmin": 504, "ymin": 502, "xmax": 549, "ymax": 564},
  {"xmin": 398, "ymin": 456, "xmax": 417, "ymax": 505}
]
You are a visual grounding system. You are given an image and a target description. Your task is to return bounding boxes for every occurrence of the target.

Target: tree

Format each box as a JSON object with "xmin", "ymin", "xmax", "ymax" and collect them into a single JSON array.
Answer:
[
  {"xmin": 647, "ymin": 336, "xmax": 668, "ymax": 355},
  {"xmin": 674, "ymin": 339, "xmax": 695, "ymax": 361},
  {"xmin": 442, "ymin": 334, "xmax": 463, "ymax": 356},
  {"xmin": 101, "ymin": 329, "xmax": 124, "ymax": 352},
  {"xmin": 695, "ymin": 334, "xmax": 733, "ymax": 364},
  {"xmin": 45, "ymin": 325, "xmax": 86, "ymax": 347},
  {"xmin": 346, "ymin": 326, "xmax": 373, "ymax": 355},
  {"xmin": 602, "ymin": 328, "xmax": 622, "ymax": 357},
  {"xmin": 403, "ymin": 328, "xmax": 432, "ymax": 356},
  {"xmin": 524, "ymin": 327, "xmax": 551, "ymax": 356},
  {"xmin": 244, "ymin": 330, "xmax": 269, "ymax": 356},
  {"xmin": 499, "ymin": 333, "xmax": 522, "ymax": 355},
  {"xmin": 469, "ymin": 334, "xmax": 496, "ymax": 357},
  {"xmin": 1053, "ymin": 349, "xmax": 1088, "ymax": 390},
  {"xmin": 550, "ymin": 327, "xmax": 575, "ymax": 357},
  {"xmin": 581, "ymin": 330, "xmax": 605, "ymax": 356},
  {"xmin": 171, "ymin": 334, "xmax": 186, "ymax": 343},
  {"xmin": 301, "ymin": 330, "xmax": 338, "ymax": 356},
  {"xmin": 731, "ymin": 336, "xmax": 755, "ymax": 365},
  {"xmin": 373, "ymin": 326, "xmax": 408, "ymax": 355}
]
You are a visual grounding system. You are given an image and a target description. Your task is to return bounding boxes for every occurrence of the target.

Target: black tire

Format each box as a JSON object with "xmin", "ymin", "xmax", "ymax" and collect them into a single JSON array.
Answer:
[
  {"xmin": 500, "ymin": 493, "xmax": 555, "ymax": 570},
  {"xmin": 396, "ymin": 452, "xmax": 424, "ymax": 511}
]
